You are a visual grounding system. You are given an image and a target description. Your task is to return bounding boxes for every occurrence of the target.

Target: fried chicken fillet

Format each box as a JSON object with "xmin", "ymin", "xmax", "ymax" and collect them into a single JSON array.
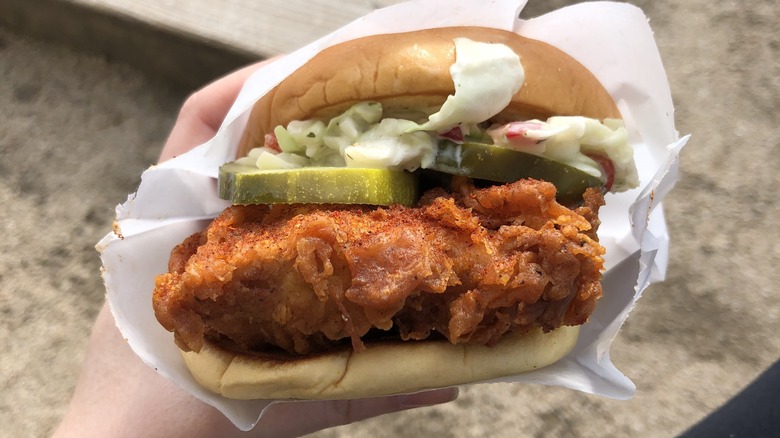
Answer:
[{"xmin": 153, "ymin": 178, "xmax": 605, "ymax": 356}]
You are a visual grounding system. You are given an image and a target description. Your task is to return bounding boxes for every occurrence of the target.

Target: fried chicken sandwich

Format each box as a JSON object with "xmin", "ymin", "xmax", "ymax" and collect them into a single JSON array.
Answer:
[{"xmin": 153, "ymin": 26, "xmax": 639, "ymax": 400}]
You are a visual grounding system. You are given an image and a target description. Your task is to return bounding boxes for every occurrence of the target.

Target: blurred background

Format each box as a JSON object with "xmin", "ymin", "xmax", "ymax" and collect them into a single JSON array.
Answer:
[{"xmin": 1, "ymin": 0, "xmax": 778, "ymax": 436}]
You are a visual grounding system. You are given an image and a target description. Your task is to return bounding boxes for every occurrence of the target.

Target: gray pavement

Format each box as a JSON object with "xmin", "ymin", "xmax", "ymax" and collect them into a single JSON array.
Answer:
[{"xmin": 2, "ymin": 0, "xmax": 779, "ymax": 436}]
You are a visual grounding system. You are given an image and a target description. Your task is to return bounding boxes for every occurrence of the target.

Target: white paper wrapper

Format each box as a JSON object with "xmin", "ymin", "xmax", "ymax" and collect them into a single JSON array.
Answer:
[{"xmin": 98, "ymin": 0, "xmax": 688, "ymax": 430}]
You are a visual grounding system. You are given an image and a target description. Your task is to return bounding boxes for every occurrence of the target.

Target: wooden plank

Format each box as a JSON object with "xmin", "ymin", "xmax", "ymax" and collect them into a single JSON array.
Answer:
[
  {"xmin": 0, "ymin": 0, "xmax": 262, "ymax": 89},
  {"xmin": 70, "ymin": 0, "xmax": 404, "ymax": 56}
]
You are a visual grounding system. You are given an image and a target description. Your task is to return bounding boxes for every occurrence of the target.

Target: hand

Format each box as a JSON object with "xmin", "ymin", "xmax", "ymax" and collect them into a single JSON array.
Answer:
[{"xmin": 53, "ymin": 60, "xmax": 458, "ymax": 438}]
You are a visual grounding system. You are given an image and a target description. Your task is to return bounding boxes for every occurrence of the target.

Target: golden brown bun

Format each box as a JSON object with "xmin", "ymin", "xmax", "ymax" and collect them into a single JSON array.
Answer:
[
  {"xmin": 182, "ymin": 326, "xmax": 579, "ymax": 400},
  {"xmin": 238, "ymin": 26, "xmax": 620, "ymax": 158}
]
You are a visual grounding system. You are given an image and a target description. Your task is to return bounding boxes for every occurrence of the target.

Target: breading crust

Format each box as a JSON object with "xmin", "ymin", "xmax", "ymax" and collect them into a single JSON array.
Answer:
[{"xmin": 153, "ymin": 179, "xmax": 605, "ymax": 356}]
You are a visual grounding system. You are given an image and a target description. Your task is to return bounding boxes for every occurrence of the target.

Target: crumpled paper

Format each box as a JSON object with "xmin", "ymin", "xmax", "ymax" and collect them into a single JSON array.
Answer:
[{"xmin": 98, "ymin": 0, "xmax": 688, "ymax": 430}]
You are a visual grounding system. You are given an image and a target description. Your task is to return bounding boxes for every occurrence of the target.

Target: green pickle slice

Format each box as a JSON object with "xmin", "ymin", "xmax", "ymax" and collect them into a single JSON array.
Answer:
[
  {"xmin": 219, "ymin": 163, "xmax": 419, "ymax": 206},
  {"xmin": 431, "ymin": 141, "xmax": 605, "ymax": 204}
]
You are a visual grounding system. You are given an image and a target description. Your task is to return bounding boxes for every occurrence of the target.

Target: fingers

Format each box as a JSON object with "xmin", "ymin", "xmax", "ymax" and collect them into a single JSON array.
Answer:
[
  {"xmin": 321, "ymin": 389, "xmax": 460, "ymax": 427},
  {"xmin": 54, "ymin": 303, "xmax": 228, "ymax": 438},
  {"xmin": 255, "ymin": 388, "xmax": 459, "ymax": 437},
  {"xmin": 159, "ymin": 58, "xmax": 279, "ymax": 163}
]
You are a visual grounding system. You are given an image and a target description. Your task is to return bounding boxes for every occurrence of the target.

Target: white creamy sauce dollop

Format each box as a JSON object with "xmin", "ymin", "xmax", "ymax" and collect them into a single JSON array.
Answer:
[{"xmin": 419, "ymin": 38, "xmax": 525, "ymax": 131}]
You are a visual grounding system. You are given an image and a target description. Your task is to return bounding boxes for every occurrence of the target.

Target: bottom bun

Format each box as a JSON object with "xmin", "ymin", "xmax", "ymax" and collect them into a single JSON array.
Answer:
[{"xmin": 181, "ymin": 325, "xmax": 580, "ymax": 400}]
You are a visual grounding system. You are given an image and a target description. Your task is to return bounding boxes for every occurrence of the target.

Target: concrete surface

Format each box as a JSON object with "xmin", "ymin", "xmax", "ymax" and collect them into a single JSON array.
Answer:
[{"xmin": 1, "ymin": 0, "xmax": 779, "ymax": 436}]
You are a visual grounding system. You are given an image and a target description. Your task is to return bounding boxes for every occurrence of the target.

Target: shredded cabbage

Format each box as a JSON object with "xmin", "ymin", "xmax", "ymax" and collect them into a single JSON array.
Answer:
[
  {"xmin": 239, "ymin": 38, "xmax": 639, "ymax": 192},
  {"xmin": 345, "ymin": 119, "xmax": 435, "ymax": 171}
]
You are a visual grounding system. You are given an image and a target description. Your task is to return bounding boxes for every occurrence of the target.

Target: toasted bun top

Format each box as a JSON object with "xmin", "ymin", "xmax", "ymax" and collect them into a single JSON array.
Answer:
[
  {"xmin": 238, "ymin": 27, "xmax": 620, "ymax": 158},
  {"xmin": 182, "ymin": 326, "xmax": 579, "ymax": 400}
]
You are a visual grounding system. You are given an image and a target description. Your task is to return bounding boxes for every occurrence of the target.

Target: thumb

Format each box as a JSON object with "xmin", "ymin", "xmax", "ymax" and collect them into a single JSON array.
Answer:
[{"xmin": 254, "ymin": 388, "xmax": 459, "ymax": 437}]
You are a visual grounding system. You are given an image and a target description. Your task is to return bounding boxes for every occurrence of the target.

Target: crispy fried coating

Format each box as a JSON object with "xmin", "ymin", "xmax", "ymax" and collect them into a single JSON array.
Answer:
[{"xmin": 153, "ymin": 179, "xmax": 605, "ymax": 355}]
